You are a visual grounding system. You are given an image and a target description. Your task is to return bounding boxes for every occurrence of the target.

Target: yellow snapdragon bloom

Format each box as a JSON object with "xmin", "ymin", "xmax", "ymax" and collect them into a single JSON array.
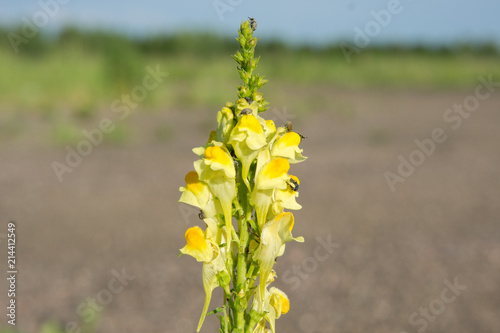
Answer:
[
  {"xmin": 252, "ymin": 157, "xmax": 290, "ymax": 228},
  {"xmin": 194, "ymin": 145, "xmax": 236, "ymax": 246},
  {"xmin": 179, "ymin": 226, "xmax": 214, "ymax": 262},
  {"xmin": 229, "ymin": 114, "xmax": 267, "ymax": 188},
  {"xmin": 271, "ymin": 131, "xmax": 307, "ymax": 164},
  {"xmin": 179, "ymin": 171, "xmax": 218, "ymax": 218},
  {"xmin": 178, "ymin": 19, "xmax": 308, "ymax": 333},
  {"xmin": 271, "ymin": 175, "xmax": 302, "ymax": 217},
  {"xmin": 179, "ymin": 226, "xmax": 228, "ymax": 332},
  {"xmin": 265, "ymin": 287, "xmax": 290, "ymax": 333},
  {"xmin": 253, "ymin": 212, "xmax": 304, "ymax": 300}
]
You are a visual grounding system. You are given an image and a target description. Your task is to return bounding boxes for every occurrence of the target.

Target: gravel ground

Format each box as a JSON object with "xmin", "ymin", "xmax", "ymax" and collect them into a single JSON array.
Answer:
[{"xmin": 1, "ymin": 88, "xmax": 499, "ymax": 333}]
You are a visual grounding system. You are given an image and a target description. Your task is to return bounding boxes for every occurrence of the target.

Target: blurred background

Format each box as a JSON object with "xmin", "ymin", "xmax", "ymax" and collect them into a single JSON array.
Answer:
[{"xmin": 1, "ymin": 0, "xmax": 499, "ymax": 332}]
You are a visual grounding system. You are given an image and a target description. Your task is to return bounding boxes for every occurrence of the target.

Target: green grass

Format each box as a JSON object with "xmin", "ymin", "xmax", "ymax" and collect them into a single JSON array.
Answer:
[
  {"xmin": 1, "ymin": 44, "xmax": 498, "ymax": 145},
  {"xmin": 1, "ymin": 47, "xmax": 498, "ymax": 114}
]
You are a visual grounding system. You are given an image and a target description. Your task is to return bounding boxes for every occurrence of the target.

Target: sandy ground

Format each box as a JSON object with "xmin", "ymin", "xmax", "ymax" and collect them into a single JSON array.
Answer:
[{"xmin": 1, "ymin": 87, "xmax": 500, "ymax": 333}]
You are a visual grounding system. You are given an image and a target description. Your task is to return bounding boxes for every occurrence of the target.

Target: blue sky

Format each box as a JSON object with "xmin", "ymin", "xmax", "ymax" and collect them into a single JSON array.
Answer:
[{"xmin": 2, "ymin": 0, "xmax": 500, "ymax": 46}]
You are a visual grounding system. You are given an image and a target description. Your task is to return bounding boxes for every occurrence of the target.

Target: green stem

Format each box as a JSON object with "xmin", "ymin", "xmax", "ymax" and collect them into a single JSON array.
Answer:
[{"xmin": 234, "ymin": 179, "xmax": 251, "ymax": 330}]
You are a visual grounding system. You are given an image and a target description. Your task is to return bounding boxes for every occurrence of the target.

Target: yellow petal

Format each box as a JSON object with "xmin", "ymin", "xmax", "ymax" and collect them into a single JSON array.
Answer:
[
  {"xmin": 256, "ymin": 158, "xmax": 290, "ymax": 191},
  {"xmin": 179, "ymin": 226, "xmax": 214, "ymax": 263},
  {"xmin": 185, "ymin": 171, "xmax": 204, "ymax": 194},
  {"xmin": 205, "ymin": 146, "xmax": 232, "ymax": 166},
  {"xmin": 203, "ymin": 146, "xmax": 236, "ymax": 179},
  {"xmin": 271, "ymin": 132, "xmax": 307, "ymax": 164},
  {"xmin": 263, "ymin": 158, "xmax": 289, "ymax": 179},
  {"xmin": 240, "ymin": 114, "xmax": 264, "ymax": 134}
]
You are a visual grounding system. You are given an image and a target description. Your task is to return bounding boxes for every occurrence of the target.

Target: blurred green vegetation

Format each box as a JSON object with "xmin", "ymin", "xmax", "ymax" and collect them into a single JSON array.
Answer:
[
  {"xmin": 0, "ymin": 26, "xmax": 499, "ymax": 146},
  {"xmin": 1, "ymin": 26, "xmax": 499, "ymax": 113}
]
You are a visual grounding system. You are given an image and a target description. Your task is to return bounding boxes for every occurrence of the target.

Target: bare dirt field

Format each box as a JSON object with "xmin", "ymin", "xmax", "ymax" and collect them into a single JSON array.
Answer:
[{"xmin": 1, "ymin": 87, "xmax": 499, "ymax": 333}]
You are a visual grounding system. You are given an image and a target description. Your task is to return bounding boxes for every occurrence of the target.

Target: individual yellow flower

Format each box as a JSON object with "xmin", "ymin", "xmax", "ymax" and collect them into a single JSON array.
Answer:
[
  {"xmin": 271, "ymin": 175, "xmax": 302, "ymax": 217},
  {"xmin": 264, "ymin": 119, "xmax": 276, "ymax": 141},
  {"xmin": 179, "ymin": 226, "xmax": 228, "ymax": 332},
  {"xmin": 179, "ymin": 226, "xmax": 215, "ymax": 263},
  {"xmin": 179, "ymin": 171, "xmax": 219, "ymax": 219},
  {"xmin": 269, "ymin": 287, "xmax": 290, "ymax": 316},
  {"xmin": 252, "ymin": 157, "xmax": 290, "ymax": 228},
  {"xmin": 253, "ymin": 212, "xmax": 304, "ymax": 300},
  {"xmin": 229, "ymin": 114, "xmax": 267, "ymax": 189},
  {"xmin": 194, "ymin": 145, "xmax": 236, "ymax": 246},
  {"xmin": 263, "ymin": 287, "xmax": 290, "ymax": 333},
  {"xmin": 271, "ymin": 132, "xmax": 307, "ymax": 164}
]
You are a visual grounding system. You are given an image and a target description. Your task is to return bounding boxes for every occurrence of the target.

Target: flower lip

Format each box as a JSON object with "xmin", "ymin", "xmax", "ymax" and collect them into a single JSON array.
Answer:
[
  {"xmin": 185, "ymin": 226, "xmax": 207, "ymax": 250},
  {"xmin": 263, "ymin": 158, "xmax": 290, "ymax": 179},
  {"xmin": 280, "ymin": 132, "xmax": 301, "ymax": 147},
  {"xmin": 204, "ymin": 146, "xmax": 232, "ymax": 166},
  {"xmin": 239, "ymin": 114, "xmax": 263, "ymax": 133},
  {"xmin": 280, "ymin": 296, "xmax": 290, "ymax": 314}
]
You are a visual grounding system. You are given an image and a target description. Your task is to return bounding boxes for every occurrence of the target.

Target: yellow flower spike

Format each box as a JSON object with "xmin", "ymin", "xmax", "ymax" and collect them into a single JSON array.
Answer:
[
  {"xmin": 204, "ymin": 146, "xmax": 235, "ymax": 176},
  {"xmin": 229, "ymin": 114, "xmax": 267, "ymax": 189},
  {"xmin": 179, "ymin": 226, "xmax": 214, "ymax": 263},
  {"xmin": 178, "ymin": 20, "xmax": 307, "ymax": 333},
  {"xmin": 253, "ymin": 212, "xmax": 304, "ymax": 303},
  {"xmin": 194, "ymin": 145, "xmax": 236, "ymax": 247},
  {"xmin": 271, "ymin": 132, "xmax": 307, "ymax": 164}
]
